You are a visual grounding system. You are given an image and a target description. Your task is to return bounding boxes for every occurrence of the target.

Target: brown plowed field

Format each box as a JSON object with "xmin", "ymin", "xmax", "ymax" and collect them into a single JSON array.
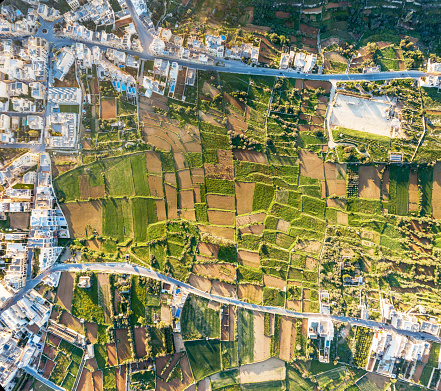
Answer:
[
  {"xmin": 47, "ymin": 333, "xmax": 61, "ymax": 347},
  {"xmin": 432, "ymin": 162, "xmax": 441, "ymax": 218},
  {"xmin": 224, "ymin": 92, "xmax": 246, "ymax": 113},
  {"xmin": 238, "ymin": 283, "xmax": 263, "ymax": 304},
  {"xmin": 43, "ymin": 344, "xmax": 57, "ymax": 360},
  {"xmin": 204, "ymin": 163, "xmax": 234, "ymax": 180},
  {"xmin": 193, "ymin": 263, "xmax": 236, "ymax": 283},
  {"xmin": 179, "ymin": 189, "xmax": 195, "ymax": 209},
  {"xmin": 145, "ymin": 151, "xmax": 162, "ymax": 173},
  {"xmin": 233, "ymin": 149, "xmax": 267, "ymax": 164},
  {"xmin": 62, "ymin": 200, "xmax": 102, "ymax": 237},
  {"xmin": 92, "ymin": 370, "xmax": 103, "ymax": 391},
  {"xmin": 177, "ymin": 170, "xmax": 192, "ymax": 189},
  {"xmin": 44, "ymin": 359, "xmax": 55, "ymax": 378},
  {"xmin": 180, "ymin": 209, "xmax": 196, "ymax": 221},
  {"xmin": 107, "ymin": 343, "xmax": 118, "ymax": 366},
  {"xmin": 188, "ymin": 273, "xmax": 211, "ymax": 292},
  {"xmin": 155, "ymin": 199, "xmax": 167, "ymax": 221},
  {"xmin": 55, "ymin": 272, "xmax": 74, "ymax": 310},
  {"xmin": 276, "ymin": 219, "xmax": 290, "ymax": 232},
  {"xmin": 60, "ymin": 311, "xmax": 84, "ymax": 335},
  {"xmin": 238, "ymin": 250, "xmax": 260, "ymax": 268},
  {"xmin": 303, "ymin": 80, "xmax": 331, "ymax": 94},
  {"xmin": 358, "ymin": 165, "xmax": 381, "ymax": 199},
  {"xmin": 235, "ymin": 182, "xmax": 255, "ymax": 215},
  {"xmin": 85, "ymin": 322, "xmax": 98, "ymax": 343},
  {"xmin": 408, "ymin": 171, "xmax": 419, "ymax": 212},
  {"xmin": 79, "ymin": 175, "xmax": 105, "ymax": 199},
  {"xmin": 148, "ymin": 175, "xmax": 164, "ymax": 197},
  {"xmin": 197, "ymin": 242, "xmax": 219, "ymax": 258},
  {"xmin": 155, "ymin": 353, "xmax": 193, "ymax": 391},
  {"xmin": 115, "ymin": 329, "xmax": 131, "ymax": 363},
  {"xmin": 165, "ymin": 184, "xmax": 178, "ymax": 219},
  {"xmin": 207, "ymin": 194, "xmax": 235, "ymax": 210},
  {"xmin": 207, "ymin": 210, "xmax": 235, "ymax": 226},
  {"xmin": 253, "ymin": 311, "xmax": 271, "ymax": 361},
  {"xmin": 164, "ymin": 172, "xmax": 177, "ymax": 185},
  {"xmin": 191, "ymin": 168, "xmax": 205, "ymax": 184},
  {"xmin": 173, "ymin": 153, "xmax": 187, "ymax": 170},
  {"xmin": 211, "ymin": 280, "xmax": 236, "ymax": 298},
  {"xmin": 197, "ymin": 224, "xmax": 235, "ymax": 241},
  {"xmin": 134, "ymin": 327, "xmax": 148, "ymax": 358},
  {"xmin": 101, "ymin": 98, "xmax": 117, "ymax": 119},
  {"xmin": 77, "ymin": 368, "xmax": 93, "ymax": 391},
  {"xmin": 263, "ymin": 274, "xmax": 285, "ymax": 289},
  {"xmin": 115, "ymin": 365, "xmax": 126, "ymax": 391}
]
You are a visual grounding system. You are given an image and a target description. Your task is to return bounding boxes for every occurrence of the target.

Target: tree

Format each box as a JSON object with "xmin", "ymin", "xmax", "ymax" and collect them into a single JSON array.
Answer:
[{"xmin": 366, "ymin": 42, "xmax": 378, "ymax": 54}]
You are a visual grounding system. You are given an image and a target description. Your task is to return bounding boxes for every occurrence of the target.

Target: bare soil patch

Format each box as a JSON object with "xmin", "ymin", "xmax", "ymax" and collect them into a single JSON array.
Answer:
[
  {"xmin": 413, "ymin": 363, "xmax": 424, "ymax": 382},
  {"xmin": 303, "ymin": 80, "xmax": 331, "ymax": 94},
  {"xmin": 238, "ymin": 283, "xmax": 263, "ymax": 304},
  {"xmin": 155, "ymin": 199, "xmax": 167, "ymax": 221},
  {"xmin": 85, "ymin": 322, "xmax": 98, "ymax": 343},
  {"xmin": 47, "ymin": 333, "xmax": 61, "ymax": 347},
  {"xmin": 164, "ymin": 172, "xmax": 177, "ymax": 185},
  {"xmin": 227, "ymin": 114, "xmax": 247, "ymax": 133},
  {"xmin": 156, "ymin": 353, "xmax": 193, "ymax": 391},
  {"xmin": 432, "ymin": 163, "xmax": 441, "ymax": 218},
  {"xmin": 233, "ymin": 149, "xmax": 267, "ymax": 164},
  {"xmin": 239, "ymin": 224, "xmax": 265, "ymax": 235},
  {"xmin": 224, "ymin": 92, "xmax": 246, "ymax": 113},
  {"xmin": 253, "ymin": 311, "xmax": 271, "ymax": 362},
  {"xmin": 276, "ymin": 10, "xmax": 290, "ymax": 18},
  {"xmin": 211, "ymin": 280, "xmax": 236, "ymax": 298},
  {"xmin": 97, "ymin": 273, "xmax": 112, "ymax": 324},
  {"xmin": 204, "ymin": 163, "xmax": 234, "ymax": 180},
  {"xmin": 161, "ymin": 304, "xmax": 172, "ymax": 323},
  {"xmin": 295, "ymin": 239, "xmax": 321, "ymax": 254},
  {"xmin": 286, "ymin": 299, "xmax": 301, "ymax": 311},
  {"xmin": 276, "ymin": 219, "xmax": 290, "ymax": 232},
  {"xmin": 55, "ymin": 272, "xmax": 74, "ymax": 311},
  {"xmin": 62, "ymin": 200, "xmax": 102, "ymax": 237},
  {"xmin": 198, "ymin": 224, "xmax": 235, "ymax": 241},
  {"xmin": 191, "ymin": 168, "xmax": 205, "ymax": 184},
  {"xmin": 327, "ymin": 198, "xmax": 346, "ymax": 209},
  {"xmin": 207, "ymin": 210, "xmax": 235, "ymax": 225},
  {"xmin": 381, "ymin": 167, "xmax": 390, "ymax": 200},
  {"xmin": 279, "ymin": 316, "xmax": 293, "ymax": 361},
  {"xmin": 240, "ymin": 357, "xmax": 286, "ymax": 384},
  {"xmin": 9, "ymin": 212, "xmax": 29, "ymax": 230},
  {"xmin": 188, "ymin": 273, "xmax": 212, "ymax": 292},
  {"xmin": 236, "ymin": 213, "xmax": 266, "ymax": 227},
  {"xmin": 359, "ymin": 166, "xmax": 381, "ymax": 199},
  {"xmin": 408, "ymin": 170, "xmax": 419, "ymax": 212},
  {"xmin": 235, "ymin": 182, "xmax": 255, "ymax": 215},
  {"xmin": 101, "ymin": 98, "xmax": 117, "ymax": 119},
  {"xmin": 193, "ymin": 263, "xmax": 236, "ymax": 283},
  {"xmin": 238, "ymin": 250, "xmax": 260, "ymax": 268},
  {"xmin": 263, "ymin": 274, "xmax": 285, "ymax": 289}
]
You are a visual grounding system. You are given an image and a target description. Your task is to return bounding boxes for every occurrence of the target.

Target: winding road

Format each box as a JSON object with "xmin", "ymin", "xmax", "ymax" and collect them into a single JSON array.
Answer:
[{"xmin": 2, "ymin": 262, "xmax": 440, "ymax": 345}]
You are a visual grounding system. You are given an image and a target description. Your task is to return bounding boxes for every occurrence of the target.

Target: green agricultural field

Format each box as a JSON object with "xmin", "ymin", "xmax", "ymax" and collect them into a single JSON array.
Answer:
[
  {"xmin": 238, "ymin": 308, "xmax": 254, "ymax": 364},
  {"xmin": 181, "ymin": 295, "xmax": 220, "ymax": 339},
  {"xmin": 131, "ymin": 276, "xmax": 146, "ymax": 323},
  {"xmin": 103, "ymin": 367, "xmax": 117, "ymax": 391},
  {"xmin": 185, "ymin": 339, "xmax": 222, "ymax": 381},
  {"xmin": 71, "ymin": 274, "xmax": 106, "ymax": 324}
]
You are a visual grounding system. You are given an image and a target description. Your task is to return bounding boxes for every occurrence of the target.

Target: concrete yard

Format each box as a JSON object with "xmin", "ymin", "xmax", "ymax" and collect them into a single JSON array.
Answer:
[{"xmin": 330, "ymin": 93, "xmax": 397, "ymax": 137}]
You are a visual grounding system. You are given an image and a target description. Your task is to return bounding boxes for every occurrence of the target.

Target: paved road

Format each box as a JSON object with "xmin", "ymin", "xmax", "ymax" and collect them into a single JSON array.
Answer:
[
  {"xmin": 29, "ymin": 18, "xmax": 427, "ymax": 82},
  {"xmin": 24, "ymin": 366, "xmax": 65, "ymax": 391},
  {"xmin": 3, "ymin": 262, "xmax": 440, "ymax": 344}
]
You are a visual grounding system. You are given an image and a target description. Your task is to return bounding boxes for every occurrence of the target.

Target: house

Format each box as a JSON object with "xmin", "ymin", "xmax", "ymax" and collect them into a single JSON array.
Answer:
[
  {"xmin": 307, "ymin": 318, "xmax": 334, "ymax": 363},
  {"xmin": 150, "ymin": 37, "xmax": 165, "ymax": 56},
  {"xmin": 67, "ymin": 0, "xmax": 81, "ymax": 10},
  {"xmin": 11, "ymin": 97, "xmax": 36, "ymax": 112},
  {"xmin": 27, "ymin": 115, "xmax": 44, "ymax": 130},
  {"xmin": 158, "ymin": 27, "xmax": 172, "ymax": 42},
  {"xmin": 420, "ymin": 319, "xmax": 440, "ymax": 336},
  {"xmin": 78, "ymin": 276, "xmax": 92, "ymax": 288},
  {"xmin": 29, "ymin": 82, "xmax": 46, "ymax": 100},
  {"xmin": 428, "ymin": 59, "xmax": 441, "ymax": 73},
  {"xmin": 0, "ymin": 114, "xmax": 10, "ymax": 131},
  {"xmin": 8, "ymin": 81, "xmax": 29, "ymax": 96},
  {"xmin": 53, "ymin": 47, "xmax": 75, "ymax": 81}
]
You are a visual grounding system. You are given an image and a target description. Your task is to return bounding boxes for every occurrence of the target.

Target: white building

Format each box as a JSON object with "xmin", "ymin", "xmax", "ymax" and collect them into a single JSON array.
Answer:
[
  {"xmin": 307, "ymin": 318, "xmax": 334, "ymax": 363},
  {"xmin": 53, "ymin": 46, "xmax": 75, "ymax": 81}
]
